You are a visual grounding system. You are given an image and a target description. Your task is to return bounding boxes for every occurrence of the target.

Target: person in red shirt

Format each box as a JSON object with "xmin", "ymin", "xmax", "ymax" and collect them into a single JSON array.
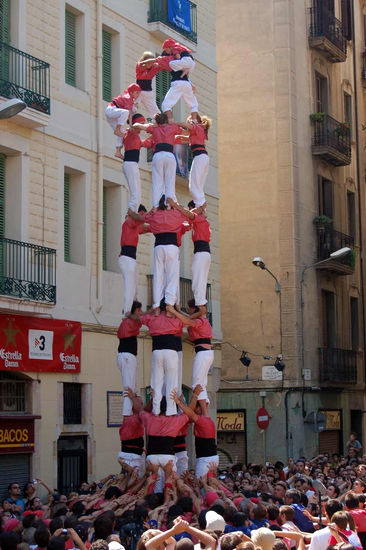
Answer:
[
  {"xmin": 186, "ymin": 115, "xmax": 211, "ymax": 207},
  {"xmin": 135, "ymin": 52, "xmax": 173, "ymax": 117},
  {"xmin": 118, "ymin": 388, "xmax": 145, "ymax": 477},
  {"xmin": 105, "ymin": 83, "xmax": 141, "ymax": 159},
  {"xmin": 118, "ymin": 204, "xmax": 148, "ymax": 315},
  {"xmin": 166, "ymin": 302, "xmax": 213, "ymax": 406},
  {"xmin": 345, "ymin": 492, "xmax": 366, "ymax": 548},
  {"xmin": 122, "ymin": 114, "xmax": 152, "ymax": 213},
  {"xmin": 116, "ymin": 301, "xmax": 142, "ymax": 416},
  {"xmin": 133, "ymin": 113, "xmax": 189, "ymax": 207},
  {"xmin": 171, "ymin": 386, "xmax": 219, "ymax": 478}
]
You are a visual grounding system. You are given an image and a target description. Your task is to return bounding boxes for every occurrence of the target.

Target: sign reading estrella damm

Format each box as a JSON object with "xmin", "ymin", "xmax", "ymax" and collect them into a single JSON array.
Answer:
[
  {"xmin": 0, "ymin": 314, "xmax": 81, "ymax": 373},
  {"xmin": 216, "ymin": 411, "xmax": 245, "ymax": 432}
]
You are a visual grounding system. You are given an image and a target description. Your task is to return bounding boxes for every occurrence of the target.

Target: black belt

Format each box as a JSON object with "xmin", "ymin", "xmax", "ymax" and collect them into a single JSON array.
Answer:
[
  {"xmin": 136, "ymin": 79, "xmax": 152, "ymax": 91},
  {"xmin": 195, "ymin": 437, "xmax": 217, "ymax": 458},
  {"xmin": 121, "ymin": 245, "xmax": 137, "ymax": 259},
  {"xmin": 118, "ymin": 336, "xmax": 137, "ymax": 355},
  {"xmin": 194, "ymin": 338, "xmax": 211, "ymax": 346},
  {"xmin": 174, "ymin": 435, "xmax": 186, "ymax": 453},
  {"xmin": 175, "ymin": 336, "xmax": 182, "ymax": 352},
  {"xmin": 155, "ymin": 233, "xmax": 178, "ymax": 247},
  {"xmin": 155, "ymin": 143, "xmax": 174, "ymax": 154},
  {"xmin": 192, "ymin": 149, "xmax": 208, "ymax": 158},
  {"xmin": 152, "ymin": 334, "xmax": 178, "ymax": 351},
  {"xmin": 124, "ymin": 149, "xmax": 140, "ymax": 162},
  {"xmin": 121, "ymin": 437, "xmax": 144, "ymax": 455},
  {"xmin": 194, "ymin": 240, "xmax": 210, "ymax": 253},
  {"xmin": 171, "ymin": 71, "xmax": 189, "ymax": 82},
  {"xmin": 147, "ymin": 435, "xmax": 175, "ymax": 455}
]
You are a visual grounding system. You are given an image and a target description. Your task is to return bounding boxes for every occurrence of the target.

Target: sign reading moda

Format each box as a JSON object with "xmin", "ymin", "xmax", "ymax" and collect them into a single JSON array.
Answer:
[{"xmin": 0, "ymin": 315, "xmax": 81, "ymax": 373}]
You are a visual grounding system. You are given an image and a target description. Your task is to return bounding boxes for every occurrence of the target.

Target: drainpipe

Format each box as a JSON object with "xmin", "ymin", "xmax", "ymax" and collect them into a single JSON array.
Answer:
[
  {"xmin": 285, "ymin": 386, "xmax": 322, "ymax": 458},
  {"xmin": 96, "ymin": 0, "xmax": 103, "ymax": 312}
]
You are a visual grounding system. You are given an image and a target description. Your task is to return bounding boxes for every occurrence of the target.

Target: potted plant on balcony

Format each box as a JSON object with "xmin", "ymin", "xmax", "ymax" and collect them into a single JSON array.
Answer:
[
  {"xmin": 349, "ymin": 249, "xmax": 356, "ymax": 269},
  {"xmin": 313, "ymin": 215, "xmax": 333, "ymax": 232},
  {"xmin": 310, "ymin": 112, "xmax": 325, "ymax": 123},
  {"xmin": 334, "ymin": 122, "xmax": 350, "ymax": 136}
]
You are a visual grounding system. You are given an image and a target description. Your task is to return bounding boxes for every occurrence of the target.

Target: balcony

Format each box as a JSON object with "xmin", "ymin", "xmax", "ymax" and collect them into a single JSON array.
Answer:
[
  {"xmin": 147, "ymin": 275, "xmax": 212, "ymax": 325},
  {"xmin": 0, "ymin": 42, "xmax": 50, "ymax": 127},
  {"xmin": 308, "ymin": 2, "xmax": 347, "ymax": 62},
  {"xmin": 148, "ymin": 0, "xmax": 197, "ymax": 44},
  {"xmin": 0, "ymin": 238, "xmax": 56, "ymax": 304},
  {"xmin": 311, "ymin": 114, "xmax": 351, "ymax": 166},
  {"xmin": 319, "ymin": 348, "xmax": 357, "ymax": 384},
  {"xmin": 316, "ymin": 225, "xmax": 354, "ymax": 275}
]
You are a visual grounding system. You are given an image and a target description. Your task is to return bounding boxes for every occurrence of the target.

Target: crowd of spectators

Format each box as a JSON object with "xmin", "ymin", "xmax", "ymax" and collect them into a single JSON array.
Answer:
[{"xmin": 2, "ymin": 434, "xmax": 366, "ymax": 550}]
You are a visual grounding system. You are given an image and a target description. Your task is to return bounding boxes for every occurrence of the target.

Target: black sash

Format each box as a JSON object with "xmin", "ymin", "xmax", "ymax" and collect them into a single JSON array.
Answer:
[
  {"xmin": 118, "ymin": 336, "xmax": 137, "ymax": 355},
  {"xmin": 152, "ymin": 334, "xmax": 177, "ymax": 351},
  {"xmin": 121, "ymin": 437, "xmax": 144, "ymax": 455},
  {"xmin": 195, "ymin": 437, "xmax": 217, "ymax": 458},
  {"xmin": 155, "ymin": 233, "xmax": 178, "ymax": 247},
  {"xmin": 120, "ymin": 245, "xmax": 137, "ymax": 259},
  {"xmin": 147, "ymin": 435, "xmax": 175, "ymax": 455},
  {"xmin": 124, "ymin": 149, "xmax": 140, "ymax": 162},
  {"xmin": 155, "ymin": 143, "xmax": 174, "ymax": 154},
  {"xmin": 136, "ymin": 79, "xmax": 152, "ymax": 91},
  {"xmin": 194, "ymin": 240, "xmax": 210, "ymax": 253}
]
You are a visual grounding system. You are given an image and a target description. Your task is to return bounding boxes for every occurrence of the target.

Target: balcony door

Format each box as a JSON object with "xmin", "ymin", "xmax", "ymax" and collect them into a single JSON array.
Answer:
[
  {"xmin": 318, "ymin": 177, "xmax": 333, "ymax": 219},
  {"xmin": 315, "ymin": 72, "xmax": 328, "ymax": 114},
  {"xmin": 322, "ymin": 290, "xmax": 336, "ymax": 349}
]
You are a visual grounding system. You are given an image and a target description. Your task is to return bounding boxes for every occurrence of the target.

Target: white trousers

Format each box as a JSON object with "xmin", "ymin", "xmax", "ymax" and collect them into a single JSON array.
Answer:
[
  {"xmin": 192, "ymin": 349, "xmax": 214, "ymax": 403},
  {"xmin": 189, "ymin": 154, "xmax": 209, "ymax": 207},
  {"xmin": 116, "ymin": 352, "xmax": 138, "ymax": 416},
  {"xmin": 137, "ymin": 91, "xmax": 160, "ymax": 118},
  {"xmin": 177, "ymin": 350, "xmax": 183, "ymax": 397},
  {"xmin": 105, "ymin": 104, "xmax": 129, "ymax": 148},
  {"xmin": 118, "ymin": 255, "xmax": 138, "ymax": 315},
  {"xmin": 161, "ymin": 80, "xmax": 199, "ymax": 113},
  {"xmin": 146, "ymin": 454, "xmax": 177, "ymax": 493},
  {"xmin": 151, "ymin": 151, "xmax": 177, "ymax": 207},
  {"xmin": 122, "ymin": 161, "xmax": 141, "ymax": 213},
  {"xmin": 195, "ymin": 454, "xmax": 219, "ymax": 478},
  {"xmin": 151, "ymin": 349, "xmax": 179, "ymax": 416},
  {"xmin": 118, "ymin": 451, "xmax": 145, "ymax": 477},
  {"xmin": 153, "ymin": 245, "xmax": 179, "ymax": 308},
  {"xmin": 192, "ymin": 251, "xmax": 211, "ymax": 306},
  {"xmin": 175, "ymin": 450, "xmax": 189, "ymax": 475}
]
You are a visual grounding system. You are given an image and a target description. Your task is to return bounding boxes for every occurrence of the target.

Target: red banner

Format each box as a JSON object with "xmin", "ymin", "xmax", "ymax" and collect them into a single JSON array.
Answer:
[
  {"xmin": 0, "ymin": 418, "xmax": 36, "ymax": 454},
  {"xmin": 0, "ymin": 315, "xmax": 81, "ymax": 373}
]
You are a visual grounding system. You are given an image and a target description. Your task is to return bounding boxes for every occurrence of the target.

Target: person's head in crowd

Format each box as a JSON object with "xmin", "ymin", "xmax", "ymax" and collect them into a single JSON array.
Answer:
[
  {"xmin": 94, "ymin": 513, "xmax": 114, "ymax": 540},
  {"xmin": 47, "ymin": 537, "xmax": 66, "ymax": 550},
  {"xmin": 176, "ymin": 497, "xmax": 193, "ymax": 514},
  {"xmin": 205, "ymin": 511, "xmax": 225, "ymax": 535},
  {"xmin": 325, "ymin": 499, "xmax": 343, "ymax": 520},
  {"xmin": 79, "ymin": 482, "xmax": 90, "ymax": 495},
  {"xmin": 295, "ymin": 460, "xmax": 305, "ymax": 474},
  {"xmin": 166, "ymin": 504, "xmax": 184, "ymax": 522},
  {"xmin": 0, "ymin": 532, "xmax": 20, "ymax": 550},
  {"xmin": 22, "ymin": 514, "xmax": 38, "ymax": 529},
  {"xmin": 293, "ymin": 478, "xmax": 306, "ymax": 492},
  {"xmin": 176, "ymin": 538, "xmax": 194, "ymax": 550},
  {"xmin": 34, "ymin": 527, "xmax": 50, "ymax": 550},
  {"xmin": 104, "ymin": 487, "xmax": 122, "ymax": 501},
  {"xmin": 284, "ymin": 490, "xmax": 301, "ymax": 505},
  {"xmin": 197, "ymin": 509, "xmax": 207, "ymax": 530},
  {"xmin": 327, "ymin": 484, "xmax": 340, "ymax": 499},
  {"xmin": 70, "ymin": 501, "xmax": 85, "ymax": 518},
  {"xmin": 63, "ymin": 516, "xmax": 77, "ymax": 530},
  {"xmin": 144, "ymin": 494, "xmax": 161, "ymax": 511},
  {"xmin": 251, "ymin": 527, "xmax": 275, "ymax": 550},
  {"xmin": 279, "ymin": 505, "xmax": 294, "ymax": 523},
  {"xmin": 273, "ymin": 483, "xmax": 287, "ymax": 502},
  {"xmin": 49, "ymin": 518, "xmax": 63, "ymax": 535},
  {"xmin": 251, "ymin": 504, "xmax": 267, "ymax": 521},
  {"xmin": 300, "ymin": 493, "xmax": 308, "ymax": 508},
  {"xmin": 209, "ymin": 504, "xmax": 226, "ymax": 518},
  {"xmin": 358, "ymin": 494, "xmax": 366, "ymax": 509},
  {"xmin": 52, "ymin": 506, "xmax": 68, "ymax": 519},
  {"xmin": 272, "ymin": 541, "xmax": 287, "ymax": 550},
  {"xmin": 266, "ymin": 504, "xmax": 280, "ymax": 524},
  {"xmin": 220, "ymin": 533, "xmax": 243, "ymax": 550},
  {"xmin": 232, "ymin": 512, "xmax": 249, "ymax": 527},
  {"xmin": 7, "ymin": 483, "xmax": 21, "ymax": 501},
  {"xmin": 90, "ymin": 540, "xmax": 109, "ymax": 550},
  {"xmin": 23, "ymin": 482, "xmax": 36, "ymax": 501},
  {"xmin": 345, "ymin": 492, "xmax": 360, "ymax": 510},
  {"xmin": 352, "ymin": 480, "xmax": 366, "ymax": 494}
]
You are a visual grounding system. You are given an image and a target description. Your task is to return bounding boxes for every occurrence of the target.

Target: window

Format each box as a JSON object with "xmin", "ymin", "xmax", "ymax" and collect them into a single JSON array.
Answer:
[
  {"xmin": 315, "ymin": 73, "xmax": 328, "ymax": 113},
  {"xmin": 322, "ymin": 290, "xmax": 336, "ymax": 348},
  {"xmin": 344, "ymin": 92, "xmax": 352, "ymax": 138},
  {"xmin": 65, "ymin": 9, "xmax": 76, "ymax": 87},
  {"xmin": 102, "ymin": 29, "xmax": 112, "ymax": 102},
  {"xmin": 63, "ymin": 383, "xmax": 82, "ymax": 424},
  {"xmin": 341, "ymin": 0, "xmax": 352, "ymax": 41},
  {"xmin": 0, "ymin": 153, "xmax": 5, "ymax": 240},
  {"xmin": 156, "ymin": 69, "xmax": 171, "ymax": 111},
  {"xmin": 347, "ymin": 191, "xmax": 356, "ymax": 241},
  {"xmin": 318, "ymin": 176, "xmax": 333, "ymax": 219},
  {"xmin": 63, "ymin": 169, "xmax": 86, "ymax": 265},
  {"xmin": 102, "ymin": 181, "xmax": 122, "ymax": 272},
  {"xmin": 0, "ymin": 373, "xmax": 28, "ymax": 413},
  {"xmin": 0, "ymin": 0, "xmax": 10, "ymax": 43},
  {"xmin": 350, "ymin": 297, "xmax": 359, "ymax": 351}
]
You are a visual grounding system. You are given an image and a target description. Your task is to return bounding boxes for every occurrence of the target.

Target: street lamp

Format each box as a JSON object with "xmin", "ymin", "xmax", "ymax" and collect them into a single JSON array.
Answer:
[
  {"xmin": 0, "ymin": 98, "xmax": 27, "ymax": 119},
  {"xmin": 252, "ymin": 257, "xmax": 281, "ymax": 292}
]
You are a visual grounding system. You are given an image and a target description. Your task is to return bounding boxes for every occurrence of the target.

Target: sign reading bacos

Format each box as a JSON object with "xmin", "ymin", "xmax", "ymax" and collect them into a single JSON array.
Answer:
[
  {"xmin": 217, "ymin": 411, "xmax": 245, "ymax": 432},
  {"xmin": 0, "ymin": 418, "xmax": 35, "ymax": 453}
]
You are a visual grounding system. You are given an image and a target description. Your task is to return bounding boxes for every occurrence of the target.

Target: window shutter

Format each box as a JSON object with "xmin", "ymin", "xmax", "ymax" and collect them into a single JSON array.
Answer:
[
  {"xmin": 64, "ymin": 173, "xmax": 70, "ymax": 263},
  {"xmin": 102, "ymin": 30, "xmax": 112, "ymax": 102},
  {"xmin": 103, "ymin": 186, "xmax": 107, "ymax": 271},
  {"xmin": 65, "ymin": 10, "xmax": 76, "ymax": 87},
  {"xmin": 0, "ymin": 154, "xmax": 5, "ymax": 239},
  {"xmin": 341, "ymin": 0, "xmax": 352, "ymax": 41},
  {"xmin": 155, "ymin": 67, "xmax": 171, "ymax": 110},
  {"xmin": 0, "ymin": 0, "xmax": 10, "ymax": 44}
]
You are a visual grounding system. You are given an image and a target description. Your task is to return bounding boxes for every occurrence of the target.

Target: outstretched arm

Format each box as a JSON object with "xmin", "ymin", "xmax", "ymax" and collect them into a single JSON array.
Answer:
[
  {"xmin": 127, "ymin": 208, "xmax": 145, "ymax": 222},
  {"xmin": 166, "ymin": 304, "xmax": 196, "ymax": 326},
  {"xmin": 171, "ymin": 388, "xmax": 199, "ymax": 421},
  {"xmin": 126, "ymin": 388, "xmax": 143, "ymax": 412},
  {"xmin": 167, "ymin": 198, "xmax": 194, "ymax": 220},
  {"xmin": 133, "ymin": 122, "xmax": 152, "ymax": 131}
]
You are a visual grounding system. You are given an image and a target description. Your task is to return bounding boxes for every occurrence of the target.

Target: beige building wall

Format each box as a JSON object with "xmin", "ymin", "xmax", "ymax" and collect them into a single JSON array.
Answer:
[{"xmin": 0, "ymin": 0, "xmax": 220, "ymax": 490}]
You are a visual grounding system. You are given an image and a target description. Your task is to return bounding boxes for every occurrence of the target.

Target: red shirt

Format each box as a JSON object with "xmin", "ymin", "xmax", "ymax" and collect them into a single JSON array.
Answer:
[
  {"xmin": 117, "ymin": 317, "xmax": 141, "ymax": 339},
  {"xmin": 187, "ymin": 317, "xmax": 212, "ymax": 342},
  {"xmin": 177, "ymin": 222, "xmax": 191, "ymax": 246},
  {"xmin": 349, "ymin": 509, "xmax": 366, "ymax": 532},
  {"xmin": 189, "ymin": 123, "xmax": 207, "ymax": 147},
  {"xmin": 111, "ymin": 93, "xmax": 133, "ymax": 110},
  {"xmin": 145, "ymin": 123, "xmax": 182, "ymax": 147},
  {"xmin": 194, "ymin": 415, "xmax": 216, "ymax": 438},
  {"xmin": 140, "ymin": 411, "xmax": 189, "ymax": 437},
  {"xmin": 135, "ymin": 56, "xmax": 173, "ymax": 80},
  {"xmin": 119, "ymin": 414, "xmax": 144, "ymax": 441},
  {"xmin": 120, "ymin": 217, "xmax": 144, "ymax": 248},
  {"xmin": 144, "ymin": 209, "xmax": 188, "ymax": 235},
  {"xmin": 140, "ymin": 312, "xmax": 184, "ymax": 336},
  {"xmin": 192, "ymin": 214, "xmax": 211, "ymax": 242},
  {"xmin": 123, "ymin": 128, "xmax": 144, "ymax": 151}
]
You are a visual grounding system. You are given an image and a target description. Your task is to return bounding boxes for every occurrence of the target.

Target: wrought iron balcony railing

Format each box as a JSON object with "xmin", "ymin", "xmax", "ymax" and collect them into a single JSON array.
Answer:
[
  {"xmin": 312, "ymin": 114, "xmax": 351, "ymax": 166},
  {"xmin": 316, "ymin": 225, "xmax": 354, "ymax": 275},
  {"xmin": 319, "ymin": 347, "xmax": 357, "ymax": 384},
  {"xmin": 362, "ymin": 50, "xmax": 366, "ymax": 81},
  {"xmin": 0, "ymin": 42, "xmax": 50, "ymax": 114},
  {"xmin": 147, "ymin": 275, "xmax": 212, "ymax": 325},
  {"xmin": 148, "ymin": 0, "xmax": 197, "ymax": 43},
  {"xmin": 309, "ymin": 2, "xmax": 347, "ymax": 61},
  {"xmin": 0, "ymin": 238, "xmax": 56, "ymax": 303}
]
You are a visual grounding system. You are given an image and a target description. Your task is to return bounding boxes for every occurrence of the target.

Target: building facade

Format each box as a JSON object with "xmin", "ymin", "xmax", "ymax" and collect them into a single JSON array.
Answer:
[
  {"xmin": 0, "ymin": 0, "xmax": 220, "ymax": 496},
  {"xmin": 217, "ymin": 0, "xmax": 366, "ymax": 464}
]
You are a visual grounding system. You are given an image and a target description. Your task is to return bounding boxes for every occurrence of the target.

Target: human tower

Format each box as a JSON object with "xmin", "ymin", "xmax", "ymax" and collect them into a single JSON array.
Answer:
[{"xmin": 105, "ymin": 38, "xmax": 218, "ymax": 484}]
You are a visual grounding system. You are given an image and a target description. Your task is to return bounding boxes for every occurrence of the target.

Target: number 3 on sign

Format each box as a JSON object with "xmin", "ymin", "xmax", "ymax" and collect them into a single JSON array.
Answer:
[{"xmin": 28, "ymin": 330, "xmax": 54, "ymax": 360}]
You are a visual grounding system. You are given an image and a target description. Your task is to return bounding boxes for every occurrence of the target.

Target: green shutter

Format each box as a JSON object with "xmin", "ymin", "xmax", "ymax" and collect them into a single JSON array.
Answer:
[
  {"xmin": 65, "ymin": 10, "xmax": 76, "ymax": 87},
  {"xmin": 64, "ymin": 173, "xmax": 70, "ymax": 263},
  {"xmin": 102, "ymin": 30, "xmax": 112, "ymax": 102},
  {"xmin": 155, "ymin": 69, "xmax": 171, "ymax": 110},
  {"xmin": 0, "ymin": 154, "xmax": 5, "ymax": 240},
  {"xmin": 102, "ymin": 186, "xmax": 107, "ymax": 271},
  {"xmin": 0, "ymin": 0, "xmax": 10, "ymax": 44}
]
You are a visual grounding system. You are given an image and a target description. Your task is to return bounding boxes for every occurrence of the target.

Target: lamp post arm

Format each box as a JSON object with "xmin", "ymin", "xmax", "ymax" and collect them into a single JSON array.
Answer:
[{"xmin": 265, "ymin": 267, "xmax": 281, "ymax": 292}]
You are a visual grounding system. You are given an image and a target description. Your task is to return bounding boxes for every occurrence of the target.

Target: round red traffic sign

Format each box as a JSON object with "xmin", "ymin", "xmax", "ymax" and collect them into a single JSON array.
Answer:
[{"xmin": 256, "ymin": 407, "xmax": 270, "ymax": 430}]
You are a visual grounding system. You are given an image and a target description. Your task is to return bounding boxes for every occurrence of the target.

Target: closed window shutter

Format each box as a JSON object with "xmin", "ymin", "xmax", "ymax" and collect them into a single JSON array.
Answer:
[
  {"xmin": 0, "ymin": 154, "xmax": 5, "ymax": 239},
  {"xmin": 102, "ymin": 30, "xmax": 112, "ymax": 102},
  {"xmin": 65, "ymin": 10, "xmax": 76, "ymax": 87},
  {"xmin": 0, "ymin": 0, "xmax": 10, "ymax": 44},
  {"xmin": 64, "ymin": 173, "xmax": 70, "ymax": 263},
  {"xmin": 103, "ymin": 187, "xmax": 107, "ymax": 271},
  {"xmin": 155, "ymin": 69, "xmax": 171, "ymax": 110},
  {"xmin": 341, "ymin": 0, "xmax": 352, "ymax": 41}
]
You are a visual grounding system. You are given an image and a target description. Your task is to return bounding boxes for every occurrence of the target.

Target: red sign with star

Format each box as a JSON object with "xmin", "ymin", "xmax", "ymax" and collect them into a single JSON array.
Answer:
[{"xmin": 0, "ymin": 314, "xmax": 81, "ymax": 373}]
